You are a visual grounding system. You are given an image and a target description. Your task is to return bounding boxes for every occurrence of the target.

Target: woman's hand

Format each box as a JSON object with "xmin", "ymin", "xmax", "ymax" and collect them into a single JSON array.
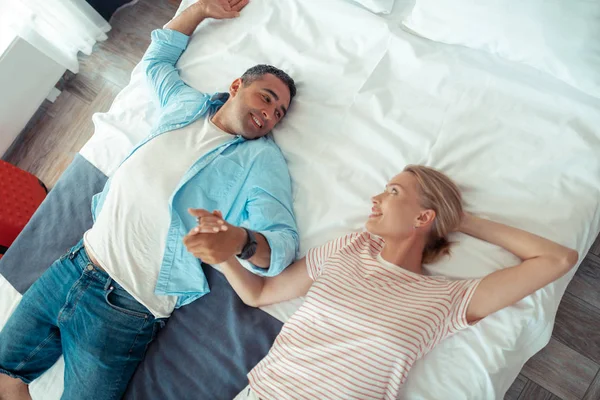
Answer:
[
  {"xmin": 191, "ymin": 210, "xmax": 229, "ymax": 234},
  {"xmin": 184, "ymin": 209, "xmax": 248, "ymax": 264}
]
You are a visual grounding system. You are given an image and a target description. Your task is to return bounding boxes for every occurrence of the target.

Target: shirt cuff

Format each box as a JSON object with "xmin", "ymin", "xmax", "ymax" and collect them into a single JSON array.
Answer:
[{"xmin": 237, "ymin": 230, "xmax": 297, "ymax": 277}]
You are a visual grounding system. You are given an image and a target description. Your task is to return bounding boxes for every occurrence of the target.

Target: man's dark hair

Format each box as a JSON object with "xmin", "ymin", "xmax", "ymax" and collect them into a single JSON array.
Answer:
[{"xmin": 241, "ymin": 64, "xmax": 297, "ymax": 101}]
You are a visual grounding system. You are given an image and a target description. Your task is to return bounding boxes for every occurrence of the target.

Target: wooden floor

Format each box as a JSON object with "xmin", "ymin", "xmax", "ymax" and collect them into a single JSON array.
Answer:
[{"xmin": 3, "ymin": 1, "xmax": 600, "ymax": 399}]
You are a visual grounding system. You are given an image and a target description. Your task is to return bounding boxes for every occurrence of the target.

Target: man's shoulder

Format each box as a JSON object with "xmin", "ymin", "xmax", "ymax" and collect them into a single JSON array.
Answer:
[
  {"xmin": 241, "ymin": 136, "xmax": 285, "ymax": 159},
  {"xmin": 237, "ymin": 138, "xmax": 290, "ymax": 185}
]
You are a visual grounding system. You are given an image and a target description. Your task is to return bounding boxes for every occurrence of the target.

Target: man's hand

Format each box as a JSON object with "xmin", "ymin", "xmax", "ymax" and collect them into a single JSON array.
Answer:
[
  {"xmin": 183, "ymin": 208, "xmax": 248, "ymax": 264},
  {"xmin": 195, "ymin": 0, "xmax": 250, "ymax": 20},
  {"xmin": 166, "ymin": 0, "xmax": 250, "ymax": 36}
]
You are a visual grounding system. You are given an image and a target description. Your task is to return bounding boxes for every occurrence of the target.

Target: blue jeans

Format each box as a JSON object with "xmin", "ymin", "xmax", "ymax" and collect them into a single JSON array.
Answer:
[{"xmin": 0, "ymin": 240, "xmax": 165, "ymax": 400}]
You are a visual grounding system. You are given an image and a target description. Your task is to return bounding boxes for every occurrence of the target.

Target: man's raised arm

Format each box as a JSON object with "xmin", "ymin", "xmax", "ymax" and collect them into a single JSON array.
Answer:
[
  {"xmin": 143, "ymin": 0, "xmax": 249, "ymax": 109},
  {"xmin": 166, "ymin": 0, "xmax": 247, "ymax": 36}
]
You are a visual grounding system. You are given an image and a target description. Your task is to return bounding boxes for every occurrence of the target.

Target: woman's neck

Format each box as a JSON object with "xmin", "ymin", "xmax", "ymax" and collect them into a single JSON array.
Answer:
[{"xmin": 379, "ymin": 234, "xmax": 426, "ymax": 275}]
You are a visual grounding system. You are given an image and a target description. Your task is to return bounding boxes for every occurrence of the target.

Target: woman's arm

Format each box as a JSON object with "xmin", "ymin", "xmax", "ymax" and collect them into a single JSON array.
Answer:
[
  {"xmin": 219, "ymin": 256, "xmax": 313, "ymax": 308},
  {"xmin": 461, "ymin": 213, "xmax": 579, "ymax": 323},
  {"xmin": 185, "ymin": 210, "xmax": 311, "ymax": 307}
]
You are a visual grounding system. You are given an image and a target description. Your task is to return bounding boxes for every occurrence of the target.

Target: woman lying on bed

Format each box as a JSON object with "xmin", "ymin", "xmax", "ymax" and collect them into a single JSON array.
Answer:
[{"xmin": 188, "ymin": 165, "xmax": 578, "ymax": 400}]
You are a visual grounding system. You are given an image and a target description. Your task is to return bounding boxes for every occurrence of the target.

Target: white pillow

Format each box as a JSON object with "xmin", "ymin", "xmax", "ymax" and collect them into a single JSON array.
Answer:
[
  {"xmin": 402, "ymin": 0, "xmax": 600, "ymax": 98},
  {"xmin": 351, "ymin": 0, "xmax": 395, "ymax": 14}
]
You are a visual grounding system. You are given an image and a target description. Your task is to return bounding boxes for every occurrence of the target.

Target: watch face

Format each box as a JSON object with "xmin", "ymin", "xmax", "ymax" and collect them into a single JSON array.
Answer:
[
  {"xmin": 248, "ymin": 242, "xmax": 258, "ymax": 254},
  {"xmin": 241, "ymin": 242, "xmax": 258, "ymax": 260},
  {"xmin": 240, "ymin": 230, "xmax": 258, "ymax": 260}
]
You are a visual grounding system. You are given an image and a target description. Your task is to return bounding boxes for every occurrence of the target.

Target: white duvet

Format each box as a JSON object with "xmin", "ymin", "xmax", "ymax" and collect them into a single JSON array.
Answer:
[{"xmin": 1, "ymin": 0, "xmax": 600, "ymax": 398}]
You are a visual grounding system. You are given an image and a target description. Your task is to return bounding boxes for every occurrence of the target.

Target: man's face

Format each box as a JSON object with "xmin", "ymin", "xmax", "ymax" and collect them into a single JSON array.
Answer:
[{"xmin": 227, "ymin": 73, "xmax": 292, "ymax": 139}]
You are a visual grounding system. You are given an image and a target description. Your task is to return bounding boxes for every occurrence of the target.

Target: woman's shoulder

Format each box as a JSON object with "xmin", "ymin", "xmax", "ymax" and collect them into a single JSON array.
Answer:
[
  {"xmin": 341, "ymin": 230, "xmax": 381, "ymax": 246},
  {"xmin": 332, "ymin": 231, "xmax": 384, "ymax": 259}
]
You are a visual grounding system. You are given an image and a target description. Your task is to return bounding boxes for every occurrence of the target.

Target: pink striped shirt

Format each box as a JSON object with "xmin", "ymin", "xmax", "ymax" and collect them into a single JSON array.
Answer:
[{"xmin": 248, "ymin": 232, "xmax": 481, "ymax": 400}]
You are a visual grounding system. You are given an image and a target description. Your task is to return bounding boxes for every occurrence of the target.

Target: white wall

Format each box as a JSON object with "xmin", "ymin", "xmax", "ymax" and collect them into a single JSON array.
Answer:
[{"xmin": 0, "ymin": 35, "xmax": 65, "ymax": 156}]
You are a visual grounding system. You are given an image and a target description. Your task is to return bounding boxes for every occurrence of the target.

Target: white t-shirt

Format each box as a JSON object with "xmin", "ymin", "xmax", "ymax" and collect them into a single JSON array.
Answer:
[{"xmin": 84, "ymin": 117, "xmax": 233, "ymax": 318}]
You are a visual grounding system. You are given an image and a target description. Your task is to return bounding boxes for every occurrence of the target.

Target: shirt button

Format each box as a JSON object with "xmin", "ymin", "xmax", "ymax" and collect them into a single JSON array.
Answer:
[{"xmin": 86, "ymin": 265, "xmax": 94, "ymax": 271}]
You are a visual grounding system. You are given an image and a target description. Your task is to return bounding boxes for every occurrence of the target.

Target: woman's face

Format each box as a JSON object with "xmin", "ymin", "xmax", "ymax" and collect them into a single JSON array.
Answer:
[{"xmin": 366, "ymin": 172, "xmax": 430, "ymax": 239}]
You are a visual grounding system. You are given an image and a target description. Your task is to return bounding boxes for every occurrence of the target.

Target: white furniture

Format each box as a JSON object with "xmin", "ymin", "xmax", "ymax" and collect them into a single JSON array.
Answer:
[{"xmin": 0, "ymin": 36, "xmax": 64, "ymax": 157}]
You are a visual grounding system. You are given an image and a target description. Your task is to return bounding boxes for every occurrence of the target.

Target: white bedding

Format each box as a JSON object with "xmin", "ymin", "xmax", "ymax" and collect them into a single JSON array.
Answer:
[{"xmin": 2, "ymin": 0, "xmax": 600, "ymax": 398}]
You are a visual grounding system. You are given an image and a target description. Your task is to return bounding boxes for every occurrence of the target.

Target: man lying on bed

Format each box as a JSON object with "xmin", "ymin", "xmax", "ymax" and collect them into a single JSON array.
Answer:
[{"xmin": 0, "ymin": 1, "xmax": 297, "ymax": 399}]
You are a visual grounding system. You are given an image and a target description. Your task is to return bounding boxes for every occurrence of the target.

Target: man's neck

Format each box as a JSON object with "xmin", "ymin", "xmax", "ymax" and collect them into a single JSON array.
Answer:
[{"xmin": 211, "ymin": 106, "xmax": 236, "ymax": 135}]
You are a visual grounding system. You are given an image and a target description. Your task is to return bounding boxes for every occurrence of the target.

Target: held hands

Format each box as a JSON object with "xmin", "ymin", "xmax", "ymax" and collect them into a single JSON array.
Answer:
[
  {"xmin": 183, "ymin": 208, "xmax": 247, "ymax": 264},
  {"xmin": 193, "ymin": 0, "xmax": 250, "ymax": 20}
]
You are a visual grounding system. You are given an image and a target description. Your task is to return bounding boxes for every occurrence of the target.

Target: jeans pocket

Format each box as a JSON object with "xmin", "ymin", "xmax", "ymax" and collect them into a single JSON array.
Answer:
[{"xmin": 104, "ymin": 286, "xmax": 149, "ymax": 320}]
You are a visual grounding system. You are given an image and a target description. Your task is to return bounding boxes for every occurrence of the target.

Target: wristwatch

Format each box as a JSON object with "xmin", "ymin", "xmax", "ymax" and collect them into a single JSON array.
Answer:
[{"xmin": 237, "ymin": 228, "xmax": 258, "ymax": 260}]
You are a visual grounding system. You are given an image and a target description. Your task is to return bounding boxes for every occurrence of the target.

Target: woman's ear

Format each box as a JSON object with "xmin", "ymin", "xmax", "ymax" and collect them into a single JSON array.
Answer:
[
  {"xmin": 416, "ymin": 209, "xmax": 436, "ymax": 229},
  {"xmin": 229, "ymin": 78, "xmax": 243, "ymax": 97}
]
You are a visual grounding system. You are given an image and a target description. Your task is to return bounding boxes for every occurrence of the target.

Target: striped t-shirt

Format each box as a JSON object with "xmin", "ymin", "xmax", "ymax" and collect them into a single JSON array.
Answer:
[{"xmin": 248, "ymin": 231, "xmax": 481, "ymax": 400}]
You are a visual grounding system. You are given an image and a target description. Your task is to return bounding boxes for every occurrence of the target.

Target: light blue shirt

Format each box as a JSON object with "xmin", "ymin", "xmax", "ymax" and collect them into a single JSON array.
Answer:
[{"xmin": 91, "ymin": 29, "xmax": 299, "ymax": 308}]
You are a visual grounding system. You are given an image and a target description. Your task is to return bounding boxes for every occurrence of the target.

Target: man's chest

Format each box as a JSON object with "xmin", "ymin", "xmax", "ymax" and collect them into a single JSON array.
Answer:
[
  {"xmin": 113, "ymin": 135, "xmax": 199, "ymax": 201},
  {"xmin": 112, "ymin": 121, "xmax": 232, "ymax": 199}
]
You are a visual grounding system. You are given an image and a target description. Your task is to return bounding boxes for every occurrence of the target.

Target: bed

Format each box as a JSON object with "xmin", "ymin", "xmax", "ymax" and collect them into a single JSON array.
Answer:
[{"xmin": 1, "ymin": 0, "xmax": 600, "ymax": 398}]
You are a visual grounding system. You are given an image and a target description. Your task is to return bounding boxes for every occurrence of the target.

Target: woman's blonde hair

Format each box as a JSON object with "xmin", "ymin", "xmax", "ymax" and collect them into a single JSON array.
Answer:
[{"xmin": 403, "ymin": 165, "xmax": 463, "ymax": 264}]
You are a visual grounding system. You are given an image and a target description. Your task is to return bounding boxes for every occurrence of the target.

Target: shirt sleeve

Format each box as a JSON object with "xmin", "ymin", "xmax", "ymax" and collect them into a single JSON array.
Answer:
[
  {"xmin": 306, "ymin": 232, "xmax": 361, "ymax": 280},
  {"xmin": 443, "ymin": 278, "xmax": 482, "ymax": 335},
  {"xmin": 237, "ymin": 144, "xmax": 299, "ymax": 277},
  {"xmin": 142, "ymin": 29, "xmax": 210, "ymax": 109}
]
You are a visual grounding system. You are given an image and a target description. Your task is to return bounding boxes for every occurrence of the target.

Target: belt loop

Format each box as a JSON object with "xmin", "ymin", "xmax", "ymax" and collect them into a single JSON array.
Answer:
[
  {"xmin": 104, "ymin": 277, "xmax": 113, "ymax": 290},
  {"xmin": 68, "ymin": 248, "xmax": 77, "ymax": 260},
  {"xmin": 68, "ymin": 240, "xmax": 84, "ymax": 259}
]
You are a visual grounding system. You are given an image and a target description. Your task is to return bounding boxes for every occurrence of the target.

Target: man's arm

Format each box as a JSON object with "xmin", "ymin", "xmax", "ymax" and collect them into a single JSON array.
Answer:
[
  {"xmin": 183, "ymin": 147, "xmax": 299, "ymax": 275},
  {"xmin": 143, "ymin": 0, "xmax": 248, "ymax": 109},
  {"xmin": 165, "ymin": 0, "xmax": 244, "ymax": 36},
  {"xmin": 236, "ymin": 149, "xmax": 299, "ymax": 274},
  {"xmin": 184, "ymin": 209, "xmax": 274, "ymax": 268},
  {"xmin": 236, "ymin": 228, "xmax": 272, "ymax": 268}
]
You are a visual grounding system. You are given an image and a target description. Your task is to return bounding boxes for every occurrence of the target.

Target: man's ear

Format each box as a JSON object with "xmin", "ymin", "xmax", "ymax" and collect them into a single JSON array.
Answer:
[{"xmin": 229, "ymin": 78, "xmax": 243, "ymax": 97}]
